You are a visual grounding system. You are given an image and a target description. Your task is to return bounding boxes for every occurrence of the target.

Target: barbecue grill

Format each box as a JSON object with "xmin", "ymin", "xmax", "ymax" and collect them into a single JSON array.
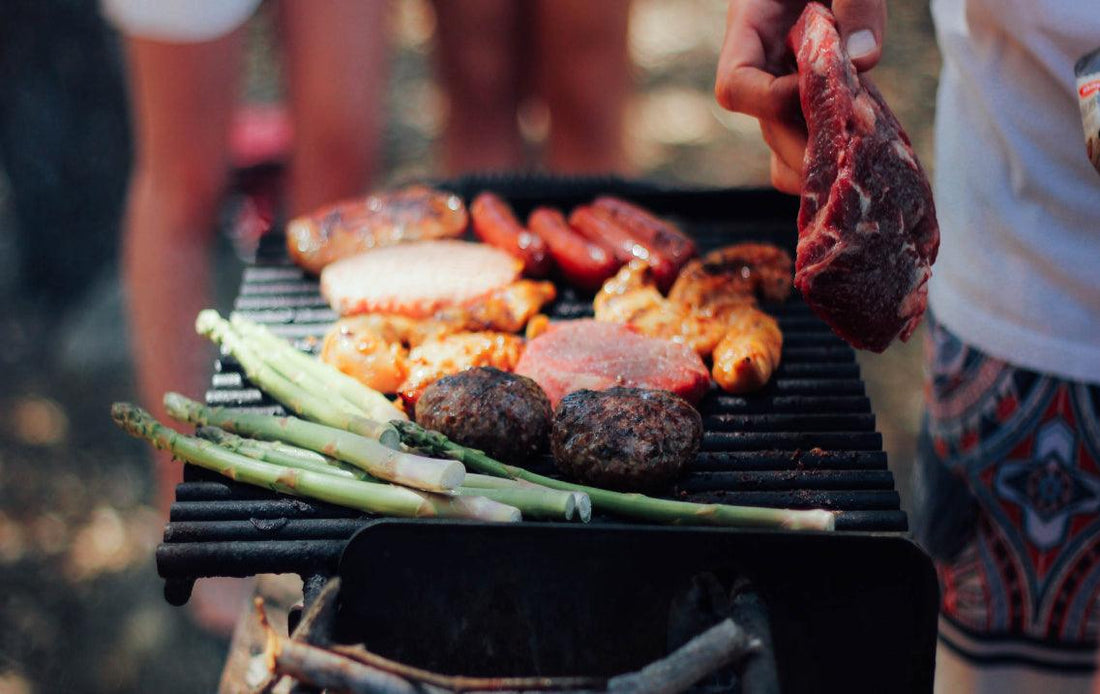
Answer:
[{"xmin": 158, "ymin": 178, "xmax": 938, "ymax": 692}]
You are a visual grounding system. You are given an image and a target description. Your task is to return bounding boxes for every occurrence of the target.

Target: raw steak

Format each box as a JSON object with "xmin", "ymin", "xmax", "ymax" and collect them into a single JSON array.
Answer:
[
  {"xmin": 320, "ymin": 240, "xmax": 521, "ymax": 317},
  {"xmin": 789, "ymin": 3, "xmax": 939, "ymax": 352},
  {"xmin": 514, "ymin": 320, "xmax": 711, "ymax": 408}
]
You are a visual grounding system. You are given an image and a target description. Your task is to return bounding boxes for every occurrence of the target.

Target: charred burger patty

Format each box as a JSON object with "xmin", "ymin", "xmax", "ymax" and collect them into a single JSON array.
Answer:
[{"xmin": 551, "ymin": 387, "xmax": 702, "ymax": 492}]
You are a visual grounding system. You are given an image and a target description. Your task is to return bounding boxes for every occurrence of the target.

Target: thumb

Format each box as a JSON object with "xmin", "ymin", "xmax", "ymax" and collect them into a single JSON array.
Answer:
[{"xmin": 832, "ymin": 0, "xmax": 887, "ymax": 72}]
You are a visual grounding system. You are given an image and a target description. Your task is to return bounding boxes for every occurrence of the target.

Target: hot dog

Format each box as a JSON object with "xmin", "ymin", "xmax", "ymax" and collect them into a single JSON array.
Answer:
[
  {"xmin": 528, "ymin": 207, "xmax": 621, "ymax": 292},
  {"xmin": 568, "ymin": 206, "xmax": 680, "ymax": 290},
  {"xmin": 470, "ymin": 192, "xmax": 553, "ymax": 277},
  {"xmin": 592, "ymin": 196, "xmax": 697, "ymax": 272}
]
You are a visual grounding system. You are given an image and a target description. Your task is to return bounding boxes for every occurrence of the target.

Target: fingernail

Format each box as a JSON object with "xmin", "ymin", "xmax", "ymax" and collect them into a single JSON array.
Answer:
[{"xmin": 846, "ymin": 30, "xmax": 877, "ymax": 60}]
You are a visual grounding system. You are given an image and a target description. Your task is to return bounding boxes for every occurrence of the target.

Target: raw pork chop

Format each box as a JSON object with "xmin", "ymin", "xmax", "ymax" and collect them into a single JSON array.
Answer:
[
  {"xmin": 514, "ymin": 320, "xmax": 711, "ymax": 408},
  {"xmin": 321, "ymin": 240, "xmax": 521, "ymax": 317},
  {"xmin": 789, "ymin": 3, "xmax": 939, "ymax": 352}
]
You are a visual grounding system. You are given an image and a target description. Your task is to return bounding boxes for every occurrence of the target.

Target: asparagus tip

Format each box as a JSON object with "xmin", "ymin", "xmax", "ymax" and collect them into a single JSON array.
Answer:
[{"xmin": 195, "ymin": 309, "xmax": 222, "ymax": 335}]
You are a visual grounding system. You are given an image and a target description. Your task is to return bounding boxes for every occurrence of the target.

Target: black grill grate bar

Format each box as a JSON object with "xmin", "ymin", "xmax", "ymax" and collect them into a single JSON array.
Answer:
[
  {"xmin": 683, "ymin": 489, "xmax": 900, "ymax": 510},
  {"xmin": 833, "ymin": 510, "xmax": 908, "ymax": 531},
  {"xmin": 239, "ymin": 281, "xmax": 321, "ymax": 297},
  {"xmin": 676, "ymin": 469, "xmax": 895, "ymax": 492},
  {"xmin": 773, "ymin": 362, "xmax": 859, "ymax": 378},
  {"xmin": 765, "ymin": 379, "xmax": 865, "ymax": 395},
  {"xmin": 704, "ymin": 413, "xmax": 875, "ymax": 432},
  {"xmin": 700, "ymin": 395, "xmax": 872, "ymax": 414},
  {"xmin": 235, "ymin": 294, "xmax": 329, "ymax": 311},
  {"xmin": 170, "ymin": 499, "xmax": 363, "ymax": 522},
  {"xmin": 690, "ymin": 450, "xmax": 887, "ymax": 471},
  {"xmin": 700, "ymin": 431, "xmax": 883, "ymax": 452},
  {"xmin": 781, "ymin": 346, "xmax": 856, "ymax": 363},
  {"xmin": 165, "ymin": 518, "xmax": 367, "ymax": 543},
  {"xmin": 156, "ymin": 540, "xmax": 344, "ymax": 580}
]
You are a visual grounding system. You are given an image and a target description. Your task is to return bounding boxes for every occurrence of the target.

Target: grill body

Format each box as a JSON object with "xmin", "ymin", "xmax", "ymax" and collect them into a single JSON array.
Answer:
[{"xmin": 157, "ymin": 179, "xmax": 938, "ymax": 692}]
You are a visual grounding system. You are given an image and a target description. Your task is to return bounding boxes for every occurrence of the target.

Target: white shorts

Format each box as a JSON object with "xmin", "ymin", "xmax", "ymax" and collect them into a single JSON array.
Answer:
[{"xmin": 101, "ymin": 0, "xmax": 263, "ymax": 43}]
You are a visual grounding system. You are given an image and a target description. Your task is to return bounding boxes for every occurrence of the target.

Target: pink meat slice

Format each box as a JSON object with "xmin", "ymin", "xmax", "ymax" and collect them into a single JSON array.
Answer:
[
  {"xmin": 789, "ymin": 3, "xmax": 939, "ymax": 352},
  {"xmin": 515, "ymin": 320, "xmax": 711, "ymax": 408},
  {"xmin": 321, "ymin": 240, "xmax": 522, "ymax": 317}
]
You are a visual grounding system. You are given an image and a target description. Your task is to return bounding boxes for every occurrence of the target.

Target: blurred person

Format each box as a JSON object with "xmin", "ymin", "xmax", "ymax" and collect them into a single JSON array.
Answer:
[
  {"xmin": 714, "ymin": 0, "xmax": 1100, "ymax": 692},
  {"xmin": 430, "ymin": 0, "xmax": 632, "ymax": 175},
  {"xmin": 107, "ymin": 0, "xmax": 390, "ymax": 520}
]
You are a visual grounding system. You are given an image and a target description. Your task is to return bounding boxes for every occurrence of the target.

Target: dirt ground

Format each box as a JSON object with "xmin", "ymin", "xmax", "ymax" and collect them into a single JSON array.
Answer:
[{"xmin": 0, "ymin": 1, "xmax": 939, "ymax": 691}]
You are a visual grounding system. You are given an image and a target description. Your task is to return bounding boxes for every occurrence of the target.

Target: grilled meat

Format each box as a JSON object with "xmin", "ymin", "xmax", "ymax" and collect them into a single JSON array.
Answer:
[
  {"xmin": 470, "ymin": 192, "xmax": 552, "ymax": 277},
  {"xmin": 287, "ymin": 185, "xmax": 468, "ymax": 274},
  {"xmin": 594, "ymin": 260, "xmax": 726, "ymax": 355},
  {"xmin": 711, "ymin": 304, "xmax": 783, "ymax": 394},
  {"xmin": 321, "ymin": 240, "xmax": 522, "ymax": 318},
  {"xmin": 434, "ymin": 279, "xmax": 556, "ymax": 333},
  {"xmin": 669, "ymin": 243, "xmax": 793, "ymax": 312},
  {"xmin": 551, "ymin": 387, "xmax": 702, "ymax": 492},
  {"xmin": 514, "ymin": 320, "xmax": 711, "ymax": 408},
  {"xmin": 399, "ymin": 331, "xmax": 525, "ymax": 406},
  {"xmin": 595, "ymin": 244, "xmax": 791, "ymax": 394},
  {"xmin": 415, "ymin": 367, "xmax": 551, "ymax": 462}
]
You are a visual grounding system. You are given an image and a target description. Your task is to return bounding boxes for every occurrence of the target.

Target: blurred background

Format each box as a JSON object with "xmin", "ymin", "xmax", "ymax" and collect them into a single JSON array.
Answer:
[{"xmin": 0, "ymin": 1, "xmax": 938, "ymax": 691}]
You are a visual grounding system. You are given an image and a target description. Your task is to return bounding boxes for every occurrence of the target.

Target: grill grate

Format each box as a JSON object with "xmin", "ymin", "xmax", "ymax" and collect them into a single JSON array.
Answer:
[{"xmin": 158, "ymin": 183, "xmax": 911, "ymax": 603}]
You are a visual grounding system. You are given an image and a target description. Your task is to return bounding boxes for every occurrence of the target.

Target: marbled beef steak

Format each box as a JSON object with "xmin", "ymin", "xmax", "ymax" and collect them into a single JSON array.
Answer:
[{"xmin": 790, "ymin": 3, "xmax": 939, "ymax": 352}]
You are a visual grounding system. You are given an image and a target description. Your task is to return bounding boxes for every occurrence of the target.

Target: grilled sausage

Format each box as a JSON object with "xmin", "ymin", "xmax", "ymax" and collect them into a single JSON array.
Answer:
[
  {"xmin": 592, "ymin": 196, "xmax": 697, "ymax": 272},
  {"xmin": 527, "ymin": 207, "xmax": 621, "ymax": 292},
  {"xmin": 470, "ymin": 192, "xmax": 553, "ymax": 277},
  {"xmin": 416, "ymin": 367, "xmax": 552, "ymax": 462},
  {"xmin": 568, "ymin": 206, "xmax": 680, "ymax": 290},
  {"xmin": 287, "ymin": 185, "xmax": 468, "ymax": 274},
  {"xmin": 551, "ymin": 387, "xmax": 702, "ymax": 492}
]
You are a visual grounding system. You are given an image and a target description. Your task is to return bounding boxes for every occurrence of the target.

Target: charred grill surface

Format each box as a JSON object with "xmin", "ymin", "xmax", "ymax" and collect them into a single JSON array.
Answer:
[{"xmin": 158, "ymin": 183, "xmax": 911, "ymax": 602}]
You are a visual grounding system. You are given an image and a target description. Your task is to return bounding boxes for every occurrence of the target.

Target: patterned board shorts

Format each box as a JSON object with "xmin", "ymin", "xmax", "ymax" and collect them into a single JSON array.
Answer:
[{"xmin": 913, "ymin": 315, "xmax": 1100, "ymax": 671}]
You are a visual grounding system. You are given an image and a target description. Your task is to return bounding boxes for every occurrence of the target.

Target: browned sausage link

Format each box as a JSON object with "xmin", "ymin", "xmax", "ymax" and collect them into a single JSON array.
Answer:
[
  {"xmin": 592, "ymin": 196, "xmax": 698, "ymax": 269},
  {"xmin": 528, "ymin": 207, "xmax": 622, "ymax": 292},
  {"xmin": 568, "ymin": 206, "xmax": 680, "ymax": 290},
  {"xmin": 470, "ymin": 192, "xmax": 553, "ymax": 277}
]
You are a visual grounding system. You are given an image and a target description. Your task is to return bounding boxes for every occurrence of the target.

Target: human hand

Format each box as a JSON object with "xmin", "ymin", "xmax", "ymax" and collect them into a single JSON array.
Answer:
[{"xmin": 714, "ymin": 0, "xmax": 886, "ymax": 193}]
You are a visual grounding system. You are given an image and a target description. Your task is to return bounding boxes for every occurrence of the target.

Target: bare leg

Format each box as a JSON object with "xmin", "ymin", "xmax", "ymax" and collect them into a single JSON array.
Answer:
[
  {"xmin": 121, "ymin": 33, "xmax": 243, "ymax": 519},
  {"xmin": 278, "ymin": 0, "xmax": 390, "ymax": 215},
  {"xmin": 430, "ymin": 0, "xmax": 525, "ymax": 173},
  {"xmin": 534, "ymin": 0, "xmax": 632, "ymax": 174}
]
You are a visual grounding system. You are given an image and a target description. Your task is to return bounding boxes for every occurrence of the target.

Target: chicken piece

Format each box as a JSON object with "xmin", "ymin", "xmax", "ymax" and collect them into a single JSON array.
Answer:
[
  {"xmin": 434, "ymin": 280, "xmax": 557, "ymax": 333},
  {"xmin": 399, "ymin": 332, "xmax": 526, "ymax": 408},
  {"xmin": 320, "ymin": 318, "xmax": 411, "ymax": 394},
  {"xmin": 594, "ymin": 261, "xmax": 726, "ymax": 355},
  {"xmin": 320, "ymin": 313, "xmax": 465, "ymax": 393},
  {"xmin": 711, "ymin": 304, "xmax": 783, "ymax": 394},
  {"xmin": 287, "ymin": 185, "xmax": 469, "ymax": 274},
  {"xmin": 321, "ymin": 279, "xmax": 553, "ymax": 394},
  {"xmin": 669, "ymin": 243, "xmax": 793, "ymax": 314}
]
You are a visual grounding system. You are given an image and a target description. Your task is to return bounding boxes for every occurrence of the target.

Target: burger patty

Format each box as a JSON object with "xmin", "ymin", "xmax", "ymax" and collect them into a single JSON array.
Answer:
[
  {"xmin": 551, "ymin": 387, "xmax": 702, "ymax": 492},
  {"xmin": 415, "ymin": 367, "xmax": 552, "ymax": 463}
]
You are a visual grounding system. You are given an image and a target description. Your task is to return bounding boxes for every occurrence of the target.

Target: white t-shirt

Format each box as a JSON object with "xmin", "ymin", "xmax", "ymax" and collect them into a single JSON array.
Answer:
[
  {"xmin": 929, "ymin": 0, "xmax": 1100, "ymax": 385},
  {"xmin": 102, "ymin": 0, "xmax": 262, "ymax": 43}
]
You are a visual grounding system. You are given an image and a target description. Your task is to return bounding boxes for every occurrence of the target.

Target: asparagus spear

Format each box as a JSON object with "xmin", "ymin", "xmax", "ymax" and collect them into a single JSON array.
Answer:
[
  {"xmin": 166, "ymin": 393, "xmax": 465, "ymax": 493},
  {"xmin": 196, "ymin": 426, "xmax": 371, "ymax": 481},
  {"xmin": 112, "ymin": 403, "xmax": 519, "ymax": 522},
  {"xmin": 229, "ymin": 313, "xmax": 407, "ymax": 423},
  {"xmin": 196, "ymin": 426, "xmax": 580, "ymax": 521},
  {"xmin": 195, "ymin": 310, "xmax": 401, "ymax": 447},
  {"xmin": 393, "ymin": 421, "xmax": 836, "ymax": 531}
]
